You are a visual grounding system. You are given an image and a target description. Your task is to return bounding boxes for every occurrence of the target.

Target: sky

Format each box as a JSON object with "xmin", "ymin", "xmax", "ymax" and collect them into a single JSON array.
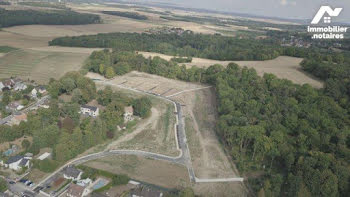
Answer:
[{"xmin": 138, "ymin": 0, "xmax": 350, "ymax": 23}]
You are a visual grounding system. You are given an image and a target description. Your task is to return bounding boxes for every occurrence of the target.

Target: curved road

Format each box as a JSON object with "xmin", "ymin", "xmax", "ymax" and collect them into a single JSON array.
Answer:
[{"xmin": 33, "ymin": 80, "xmax": 242, "ymax": 195}]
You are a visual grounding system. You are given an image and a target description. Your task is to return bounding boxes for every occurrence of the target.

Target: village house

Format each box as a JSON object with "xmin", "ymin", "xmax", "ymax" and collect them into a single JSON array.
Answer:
[
  {"xmin": 66, "ymin": 184, "xmax": 86, "ymax": 197},
  {"xmin": 124, "ymin": 106, "xmax": 134, "ymax": 122},
  {"xmin": 31, "ymin": 88, "xmax": 38, "ymax": 98},
  {"xmin": 2, "ymin": 79, "xmax": 14, "ymax": 89},
  {"xmin": 0, "ymin": 82, "xmax": 4, "ymax": 91},
  {"xmin": 6, "ymin": 101, "xmax": 24, "ymax": 112},
  {"xmin": 3, "ymin": 155, "xmax": 31, "ymax": 171},
  {"xmin": 37, "ymin": 85, "xmax": 47, "ymax": 94},
  {"xmin": 14, "ymin": 82, "xmax": 27, "ymax": 91},
  {"xmin": 80, "ymin": 105, "xmax": 99, "ymax": 117},
  {"xmin": 63, "ymin": 166, "xmax": 83, "ymax": 181}
]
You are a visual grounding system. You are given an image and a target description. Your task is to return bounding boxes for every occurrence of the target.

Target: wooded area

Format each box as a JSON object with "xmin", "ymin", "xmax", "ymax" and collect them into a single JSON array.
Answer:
[
  {"xmin": 101, "ymin": 11, "xmax": 148, "ymax": 20},
  {"xmin": 84, "ymin": 49, "xmax": 350, "ymax": 197},
  {"xmin": 0, "ymin": 8, "xmax": 101, "ymax": 27}
]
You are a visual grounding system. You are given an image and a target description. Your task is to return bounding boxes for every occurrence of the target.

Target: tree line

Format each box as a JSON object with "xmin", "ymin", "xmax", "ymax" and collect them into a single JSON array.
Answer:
[
  {"xmin": 84, "ymin": 50, "xmax": 350, "ymax": 197},
  {"xmin": 101, "ymin": 11, "xmax": 148, "ymax": 20},
  {"xmin": 0, "ymin": 8, "xmax": 101, "ymax": 27},
  {"xmin": 49, "ymin": 32, "xmax": 285, "ymax": 61}
]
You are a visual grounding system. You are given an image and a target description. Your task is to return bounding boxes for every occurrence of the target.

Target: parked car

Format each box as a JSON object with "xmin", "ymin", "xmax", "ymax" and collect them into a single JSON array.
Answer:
[
  {"xmin": 26, "ymin": 181, "xmax": 33, "ymax": 186},
  {"xmin": 9, "ymin": 181, "xmax": 16, "ymax": 184},
  {"xmin": 19, "ymin": 179, "xmax": 28, "ymax": 183}
]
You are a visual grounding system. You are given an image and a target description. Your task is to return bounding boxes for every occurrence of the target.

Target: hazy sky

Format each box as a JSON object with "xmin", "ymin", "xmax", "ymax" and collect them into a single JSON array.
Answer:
[{"xmin": 141, "ymin": 0, "xmax": 350, "ymax": 22}]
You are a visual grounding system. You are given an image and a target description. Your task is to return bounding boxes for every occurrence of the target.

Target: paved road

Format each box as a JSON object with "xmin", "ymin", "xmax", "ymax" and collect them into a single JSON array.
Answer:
[
  {"xmin": 32, "ymin": 80, "xmax": 243, "ymax": 196},
  {"xmin": 0, "ymin": 95, "xmax": 50, "ymax": 125}
]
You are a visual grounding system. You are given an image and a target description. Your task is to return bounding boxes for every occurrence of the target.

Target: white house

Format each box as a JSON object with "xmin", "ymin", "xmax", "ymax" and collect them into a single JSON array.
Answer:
[
  {"xmin": 6, "ymin": 102, "xmax": 24, "ymax": 112},
  {"xmin": 14, "ymin": 83, "xmax": 27, "ymax": 91},
  {"xmin": 37, "ymin": 86, "xmax": 47, "ymax": 94},
  {"xmin": 124, "ymin": 106, "xmax": 134, "ymax": 122},
  {"xmin": 5, "ymin": 155, "xmax": 31, "ymax": 171},
  {"xmin": 63, "ymin": 166, "xmax": 83, "ymax": 181},
  {"xmin": 0, "ymin": 82, "xmax": 4, "ymax": 91},
  {"xmin": 31, "ymin": 88, "xmax": 38, "ymax": 98},
  {"xmin": 80, "ymin": 105, "xmax": 99, "ymax": 117}
]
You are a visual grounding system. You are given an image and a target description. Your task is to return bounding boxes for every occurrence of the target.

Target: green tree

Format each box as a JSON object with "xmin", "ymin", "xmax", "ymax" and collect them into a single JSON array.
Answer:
[{"xmin": 105, "ymin": 66, "xmax": 116, "ymax": 79}]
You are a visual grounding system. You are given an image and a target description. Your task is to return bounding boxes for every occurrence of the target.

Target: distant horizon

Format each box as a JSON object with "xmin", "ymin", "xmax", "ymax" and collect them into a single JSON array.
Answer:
[{"xmin": 129, "ymin": 0, "xmax": 350, "ymax": 24}]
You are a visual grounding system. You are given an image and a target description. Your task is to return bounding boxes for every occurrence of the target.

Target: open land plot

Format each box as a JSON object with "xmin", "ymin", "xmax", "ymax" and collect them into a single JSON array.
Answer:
[
  {"xmin": 84, "ymin": 155, "xmax": 190, "ymax": 189},
  {"xmin": 0, "ymin": 31, "xmax": 51, "ymax": 49},
  {"xmin": 0, "ymin": 48, "xmax": 93, "ymax": 83},
  {"xmin": 86, "ymin": 72, "xmax": 245, "ymax": 196},
  {"xmin": 138, "ymin": 51, "xmax": 323, "ymax": 88}
]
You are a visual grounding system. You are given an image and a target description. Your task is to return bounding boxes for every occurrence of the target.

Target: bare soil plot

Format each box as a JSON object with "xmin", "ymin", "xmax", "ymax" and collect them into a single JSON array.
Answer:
[
  {"xmin": 138, "ymin": 52, "xmax": 323, "ymax": 88},
  {"xmin": 84, "ymin": 155, "xmax": 190, "ymax": 189},
  {"xmin": 114, "ymin": 103, "xmax": 179, "ymax": 157},
  {"xmin": 173, "ymin": 88, "xmax": 246, "ymax": 196},
  {"xmin": 106, "ymin": 71, "xmax": 205, "ymax": 95},
  {"xmin": 0, "ymin": 48, "xmax": 92, "ymax": 83}
]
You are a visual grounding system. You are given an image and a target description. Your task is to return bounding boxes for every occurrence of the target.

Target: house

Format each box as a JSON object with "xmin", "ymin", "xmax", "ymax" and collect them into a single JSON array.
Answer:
[
  {"xmin": 37, "ymin": 86, "xmax": 47, "ymax": 94},
  {"xmin": 31, "ymin": 88, "xmax": 38, "ymax": 98},
  {"xmin": 124, "ymin": 106, "xmax": 134, "ymax": 122},
  {"xmin": 80, "ymin": 105, "xmax": 99, "ymax": 117},
  {"xmin": 129, "ymin": 185, "xmax": 163, "ymax": 197},
  {"xmin": 14, "ymin": 82, "xmax": 27, "ymax": 91},
  {"xmin": 5, "ymin": 155, "xmax": 30, "ymax": 171},
  {"xmin": 2, "ymin": 79, "xmax": 14, "ymax": 89},
  {"xmin": 6, "ymin": 113, "xmax": 27, "ymax": 126},
  {"xmin": 0, "ymin": 82, "xmax": 4, "ymax": 91},
  {"xmin": 66, "ymin": 184, "xmax": 85, "ymax": 197},
  {"xmin": 6, "ymin": 101, "xmax": 24, "ymax": 112},
  {"xmin": 63, "ymin": 166, "xmax": 83, "ymax": 181},
  {"xmin": 77, "ymin": 178, "xmax": 92, "ymax": 187}
]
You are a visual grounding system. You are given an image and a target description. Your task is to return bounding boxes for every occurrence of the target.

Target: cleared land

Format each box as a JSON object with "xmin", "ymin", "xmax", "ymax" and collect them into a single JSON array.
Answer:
[
  {"xmin": 84, "ymin": 155, "xmax": 190, "ymax": 189},
  {"xmin": 138, "ymin": 51, "xmax": 323, "ymax": 88},
  {"xmin": 0, "ymin": 48, "xmax": 95, "ymax": 83},
  {"xmin": 86, "ymin": 72, "xmax": 245, "ymax": 196}
]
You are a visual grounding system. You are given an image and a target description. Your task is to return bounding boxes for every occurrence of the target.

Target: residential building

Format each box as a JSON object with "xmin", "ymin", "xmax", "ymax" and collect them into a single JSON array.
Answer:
[
  {"xmin": 63, "ymin": 166, "xmax": 83, "ymax": 181},
  {"xmin": 4, "ymin": 155, "xmax": 31, "ymax": 171},
  {"xmin": 80, "ymin": 105, "xmax": 99, "ymax": 117},
  {"xmin": 124, "ymin": 106, "xmax": 134, "ymax": 122},
  {"xmin": 0, "ymin": 82, "xmax": 4, "ymax": 91},
  {"xmin": 31, "ymin": 88, "xmax": 38, "ymax": 98},
  {"xmin": 37, "ymin": 86, "xmax": 47, "ymax": 94},
  {"xmin": 6, "ymin": 101, "xmax": 24, "ymax": 112},
  {"xmin": 66, "ymin": 184, "xmax": 85, "ymax": 197},
  {"xmin": 14, "ymin": 83, "xmax": 27, "ymax": 91},
  {"xmin": 2, "ymin": 79, "xmax": 14, "ymax": 89}
]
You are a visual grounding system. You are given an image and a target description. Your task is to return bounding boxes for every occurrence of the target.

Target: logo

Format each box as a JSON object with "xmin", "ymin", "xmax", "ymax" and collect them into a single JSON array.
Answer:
[
  {"xmin": 311, "ymin": 6, "xmax": 343, "ymax": 24},
  {"xmin": 307, "ymin": 6, "xmax": 347, "ymax": 39}
]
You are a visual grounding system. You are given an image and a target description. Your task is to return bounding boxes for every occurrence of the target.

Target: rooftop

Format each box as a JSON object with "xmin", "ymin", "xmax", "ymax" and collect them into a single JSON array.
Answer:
[
  {"xmin": 63, "ymin": 166, "xmax": 82, "ymax": 178},
  {"xmin": 81, "ymin": 105, "xmax": 98, "ymax": 112}
]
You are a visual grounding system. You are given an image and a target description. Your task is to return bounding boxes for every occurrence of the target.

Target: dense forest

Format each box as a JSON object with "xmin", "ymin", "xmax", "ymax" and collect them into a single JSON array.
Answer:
[
  {"xmin": 83, "ymin": 49, "xmax": 350, "ymax": 197},
  {"xmin": 101, "ymin": 11, "xmax": 148, "ymax": 20},
  {"xmin": 0, "ymin": 8, "xmax": 101, "ymax": 27},
  {"xmin": 49, "ymin": 32, "xmax": 285, "ymax": 61}
]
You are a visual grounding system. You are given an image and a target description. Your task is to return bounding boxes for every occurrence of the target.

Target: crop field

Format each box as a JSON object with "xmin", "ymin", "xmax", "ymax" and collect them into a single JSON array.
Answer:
[
  {"xmin": 0, "ymin": 48, "xmax": 95, "ymax": 83},
  {"xmin": 138, "ymin": 51, "xmax": 323, "ymax": 88}
]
